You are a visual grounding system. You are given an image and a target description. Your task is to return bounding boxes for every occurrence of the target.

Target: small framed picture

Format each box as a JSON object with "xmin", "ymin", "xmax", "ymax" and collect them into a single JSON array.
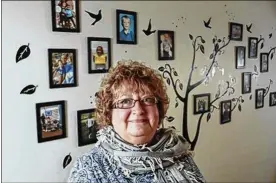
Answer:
[
  {"xmin": 269, "ymin": 92, "xmax": 276, "ymax": 107},
  {"xmin": 87, "ymin": 37, "xmax": 111, "ymax": 73},
  {"xmin": 260, "ymin": 53, "xmax": 269, "ymax": 73},
  {"xmin": 77, "ymin": 108, "xmax": 98, "ymax": 146},
  {"xmin": 220, "ymin": 100, "xmax": 232, "ymax": 124},
  {"xmin": 51, "ymin": 0, "xmax": 80, "ymax": 32},
  {"xmin": 193, "ymin": 93, "xmax": 211, "ymax": 115},
  {"xmin": 242, "ymin": 72, "xmax": 252, "ymax": 94},
  {"xmin": 229, "ymin": 22, "xmax": 243, "ymax": 41},
  {"xmin": 36, "ymin": 100, "xmax": 66, "ymax": 143},
  {"xmin": 48, "ymin": 49, "xmax": 77, "ymax": 88},
  {"xmin": 255, "ymin": 89, "xmax": 265, "ymax": 109},
  {"xmin": 158, "ymin": 30, "xmax": 175, "ymax": 60},
  {"xmin": 235, "ymin": 46, "xmax": 246, "ymax": 69},
  {"xmin": 116, "ymin": 9, "xmax": 137, "ymax": 44},
  {"xmin": 248, "ymin": 37, "xmax": 258, "ymax": 58}
]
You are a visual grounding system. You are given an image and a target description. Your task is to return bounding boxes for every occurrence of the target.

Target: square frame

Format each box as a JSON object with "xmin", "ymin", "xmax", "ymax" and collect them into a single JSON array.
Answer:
[
  {"xmin": 248, "ymin": 37, "xmax": 258, "ymax": 59},
  {"xmin": 242, "ymin": 72, "xmax": 252, "ymax": 94},
  {"xmin": 87, "ymin": 37, "xmax": 112, "ymax": 74},
  {"xmin": 116, "ymin": 9, "xmax": 137, "ymax": 45},
  {"xmin": 193, "ymin": 93, "xmax": 211, "ymax": 115},
  {"xmin": 77, "ymin": 108, "xmax": 98, "ymax": 146},
  {"xmin": 36, "ymin": 100, "xmax": 66, "ymax": 143},
  {"xmin": 220, "ymin": 100, "xmax": 232, "ymax": 124},
  {"xmin": 158, "ymin": 30, "xmax": 175, "ymax": 61},
  {"xmin": 235, "ymin": 46, "xmax": 246, "ymax": 69},
  {"xmin": 269, "ymin": 92, "xmax": 276, "ymax": 107},
  {"xmin": 229, "ymin": 22, "xmax": 243, "ymax": 41},
  {"xmin": 260, "ymin": 53, "xmax": 269, "ymax": 73},
  {"xmin": 255, "ymin": 88, "xmax": 265, "ymax": 109},
  {"xmin": 51, "ymin": 0, "xmax": 80, "ymax": 32},
  {"xmin": 48, "ymin": 48, "xmax": 77, "ymax": 88}
]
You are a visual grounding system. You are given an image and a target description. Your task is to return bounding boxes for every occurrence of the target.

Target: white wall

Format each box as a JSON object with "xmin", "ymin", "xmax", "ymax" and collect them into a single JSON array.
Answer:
[{"xmin": 2, "ymin": 1, "xmax": 276, "ymax": 182}]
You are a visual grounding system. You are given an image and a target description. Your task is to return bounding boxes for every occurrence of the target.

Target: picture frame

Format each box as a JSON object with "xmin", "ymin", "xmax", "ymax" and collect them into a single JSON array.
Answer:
[
  {"xmin": 48, "ymin": 48, "xmax": 77, "ymax": 88},
  {"xmin": 116, "ymin": 9, "xmax": 137, "ymax": 45},
  {"xmin": 229, "ymin": 22, "xmax": 243, "ymax": 41},
  {"xmin": 51, "ymin": 0, "xmax": 80, "ymax": 32},
  {"xmin": 269, "ymin": 92, "xmax": 276, "ymax": 107},
  {"xmin": 235, "ymin": 46, "xmax": 246, "ymax": 69},
  {"xmin": 87, "ymin": 37, "xmax": 112, "ymax": 74},
  {"xmin": 260, "ymin": 53, "xmax": 269, "ymax": 73},
  {"xmin": 255, "ymin": 88, "xmax": 265, "ymax": 109},
  {"xmin": 36, "ymin": 100, "xmax": 66, "ymax": 143},
  {"xmin": 241, "ymin": 72, "xmax": 252, "ymax": 94},
  {"xmin": 193, "ymin": 93, "xmax": 211, "ymax": 115},
  {"xmin": 248, "ymin": 37, "xmax": 258, "ymax": 58},
  {"xmin": 158, "ymin": 30, "xmax": 175, "ymax": 60},
  {"xmin": 220, "ymin": 100, "xmax": 232, "ymax": 124},
  {"xmin": 77, "ymin": 108, "xmax": 98, "ymax": 146}
]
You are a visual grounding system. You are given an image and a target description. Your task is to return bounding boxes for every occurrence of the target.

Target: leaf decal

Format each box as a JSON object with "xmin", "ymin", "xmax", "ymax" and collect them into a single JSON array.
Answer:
[
  {"xmin": 215, "ymin": 43, "xmax": 219, "ymax": 52},
  {"xmin": 20, "ymin": 85, "xmax": 38, "ymax": 94},
  {"xmin": 254, "ymin": 65, "xmax": 257, "ymax": 72},
  {"xmin": 260, "ymin": 42, "xmax": 264, "ymax": 49},
  {"xmin": 167, "ymin": 116, "xmax": 175, "ymax": 122},
  {"xmin": 270, "ymin": 79, "xmax": 273, "ymax": 84},
  {"xmin": 212, "ymin": 38, "xmax": 216, "ymax": 44},
  {"xmin": 179, "ymin": 83, "xmax": 183, "ymax": 90},
  {"xmin": 218, "ymin": 39, "xmax": 221, "ymax": 43},
  {"xmin": 158, "ymin": 66, "xmax": 165, "ymax": 72},
  {"xmin": 189, "ymin": 34, "xmax": 193, "ymax": 40},
  {"xmin": 173, "ymin": 71, "xmax": 178, "ymax": 76},
  {"xmin": 232, "ymin": 98, "xmax": 236, "ymax": 102},
  {"xmin": 166, "ymin": 78, "xmax": 170, "ymax": 85},
  {"xmin": 201, "ymin": 38, "xmax": 206, "ymax": 44},
  {"xmin": 200, "ymin": 45, "xmax": 205, "ymax": 54},
  {"xmin": 270, "ymin": 53, "xmax": 274, "ymax": 60},
  {"xmin": 207, "ymin": 113, "xmax": 211, "ymax": 122},
  {"xmin": 241, "ymin": 99, "xmax": 244, "ymax": 103},
  {"xmin": 16, "ymin": 43, "xmax": 31, "ymax": 63},
  {"xmin": 249, "ymin": 94, "xmax": 252, "ymax": 100},
  {"xmin": 63, "ymin": 153, "xmax": 72, "ymax": 169},
  {"xmin": 209, "ymin": 53, "xmax": 214, "ymax": 59},
  {"xmin": 175, "ymin": 102, "xmax": 179, "ymax": 108},
  {"xmin": 238, "ymin": 104, "xmax": 242, "ymax": 111}
]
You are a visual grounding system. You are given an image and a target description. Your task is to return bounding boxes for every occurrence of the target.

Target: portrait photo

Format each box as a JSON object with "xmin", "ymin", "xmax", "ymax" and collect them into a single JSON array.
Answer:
[
  {"xmin": 248, "ymin": 37, "xmax": 258, "ymax": 58},
  {"xmin": 193, "ymin": 93, "xmax": 211, "ymax": 115},
  {"xmin": 48, "ymin": 49, "xmax": 77, "ymax": 88},
  {"xmin": 235, "ymin": 46, "xmax": 246, "ymax": 69},
  {"xmin": 260, "ymin": 53, "xmax": 269, "ymax": 73},
  {"xmin": 116, "ymin": 9, "xmax": 137, "ymax": 44},
  {"xmin": 36, "ymin": 100, "xmax": 66, "ymax": 143},
  {"xmin": 255, "ymin": 89, "xmax": 265, "ymax": 109},
  {"xmin": 158, "ymin": 30, "xmax": 175, "ymax": 60},
  {"xmin": 51, "ymin": 0, "xmax": 80, "ymax": 32},
  {"xmin": 87, "ymin": 37, "xmax": 111, "ymax": 73},
  {"xmin": 77, "ymin": 108, "xmax": 98, "ymax": 146},
  {"xmin": 242, "ymin": 72, "xmax": 252, "ymax": 94},
  {"xmin": 220, "ymin": 100, "xmax": 232, "ymax": 124},
  {"xmin": 269, "ymin": 92, "xmax": 276, "ymax": 107},
  {"xmin": 229, "ymin": 22, "xmax": 243, "ymax": 41}
]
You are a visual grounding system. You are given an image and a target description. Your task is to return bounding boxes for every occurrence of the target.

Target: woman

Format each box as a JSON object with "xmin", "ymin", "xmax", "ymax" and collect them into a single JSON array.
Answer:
[{"xmin": 68, "ymin": 60, "xmax": 205, "ymax": 183}]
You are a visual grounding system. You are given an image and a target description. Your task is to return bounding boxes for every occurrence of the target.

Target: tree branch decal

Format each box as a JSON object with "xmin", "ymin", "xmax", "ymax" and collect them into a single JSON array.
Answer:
[{"xmin": 264, "ymin": 79, "xmax": 273, "ymax": 97}]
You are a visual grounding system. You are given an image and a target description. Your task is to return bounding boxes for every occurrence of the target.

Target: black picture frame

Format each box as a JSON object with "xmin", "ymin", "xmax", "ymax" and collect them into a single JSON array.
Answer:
[
  {"xmin": 229, "ymin": 22, "xmax": 243, "ymax": 41},
  {"xmin": 193, "ymin": 93, "xmax": 211, "ymax": 115},
  {"xmin": 235, "ymin": 46, "xmax": 246, "ymax": 69},
  {"xmin": 77, "ymin": 108, "xmax": 98, "ymax": 146},
  {"xmin": 248, "ymin": 37, "xmax": 258, "ymax": 58},
  {"xmin": 116, "ymin": 9, "xmax": 137, "ymax": 45},
  {"xmin": 48, "ymin": 48, "xmax": 77, "ymax": 88},
  {"xmin": 269, "ymin": 92, "xmax": 276, "ymax": 107},
  {"xmin": 260, "ymin": 53, "xmax": 269, "ymax": 73},
  {"xmin": 51, "ymin": 0, "xmax": 80, "ymax": 33},
  {"xmin": 242, "ymin": 72, "xmax": 252, "ymax": 94},
  {"xmin": 220, "ymin": 100, "xmax": 232, "ymax": 124},
  {"xmin": 36, "ymin": 100, "xmax": 66, "ymax": 143},
  {"xmin": 87, "ymin": 37, "xmax": 112, "ymax": 74},
  {"xmin": 255, "ymin": 88, "xmax": 265, "ymax": 109},
  {"xmin": 158, "ymin": 30, "xmax": 175, "ymax": 61}
]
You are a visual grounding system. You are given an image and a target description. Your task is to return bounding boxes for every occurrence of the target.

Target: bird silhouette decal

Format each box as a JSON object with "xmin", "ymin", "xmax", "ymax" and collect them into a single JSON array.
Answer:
[
  {"xmin": 85, "ymin": 10, "xmax": 102, "ymax": 25},
  {"xmin": 143, "ymin": 19, "xmax": 156, "ymax": 36},
  {"xmin": 269, "ymin": 33, "xmax": 272, "ymax": 39},
  {"xmin": 246, "ymin": 23, "xmax": 252, "ymax": 33},
  {"xmin": 203, "ymin": 17, "xmax": 212, "ymax": 29}
]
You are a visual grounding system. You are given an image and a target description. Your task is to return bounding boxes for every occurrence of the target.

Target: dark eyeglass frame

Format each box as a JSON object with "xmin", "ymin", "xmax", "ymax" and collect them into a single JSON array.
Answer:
[{"xmin": 112, "ymin": 96, "xmax": 158, "ymax": 109}]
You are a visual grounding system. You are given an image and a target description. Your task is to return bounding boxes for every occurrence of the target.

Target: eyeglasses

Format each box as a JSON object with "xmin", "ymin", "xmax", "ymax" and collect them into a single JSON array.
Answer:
[{"xmin": 112, "ymin": 96, "xmax": 158, "ymax": 109}]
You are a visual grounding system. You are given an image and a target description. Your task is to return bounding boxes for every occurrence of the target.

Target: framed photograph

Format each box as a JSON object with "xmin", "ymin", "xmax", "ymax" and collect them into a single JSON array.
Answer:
[
  {"xmin": 116, "ymin": 9, "xmax": 137, "ymax": 44},
  {"xmin": 158, "ymin": 30, "xmax": 175, "ymax": 60},
  {"xmin": 260, "ymin": 53, "xmax": 269, "ymax": 73},
  {"xmin": 51, "ymin": 0, "xmax": 80, "ymax": 32},
  {"xmin": 235, "ymin": 46, "xmax": 246, "ymax": 69},
  {"xmin": 220, "ymin": 100, "xmax": 232, "ymax": 124},
  {"xmin": 193, "ymin": 93, "xmax": 211, "ymax": 115},
  {"xmin": 77, "ymin": 108, "xmax": 98, "ymax": 146},
  {"xmin": 248, "ymin": 37, "xmax": 258, "ymax": 58},
  {"xmin": 269, "ymin": 92, "xmax": 276, "ymax": 107},
  {"xmin": 87, "ymin": 37, "xmax": 111, "ymax": 73},
  {"xmin": 255, "ymin": 88, "xmax": 265, "ymax": 109},
  {"xmin": 48, "ymin": 49, "xmax": 77, "ymax": 88},
  {"xmin": 36, "ymin": 100, "xmax": 66, "ymax": 143},
  {"xmin": 242, "ymin": 72, "xmax": 252, "ymax": 94},
  {"xmin": 229, "ymin": 22, "xmax": 243, "ymax": 41}
]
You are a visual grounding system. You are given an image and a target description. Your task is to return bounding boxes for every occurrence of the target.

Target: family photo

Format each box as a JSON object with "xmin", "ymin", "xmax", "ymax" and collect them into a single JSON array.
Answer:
[
  {"xmin": 260, "ymin": 53, "xmax": 269, "ymax": 72},
  {"xmin": 158, "ymin": 30, "xmax": 175, "ymax": 60},
  {"xmin": 255, "ymin": 89, "xmax": 265, "ymax": 109},
  {"xmin": 242, "ymin": 72, "xmax": 252, "ymax": 94},
  {"xmin": 269, "ymin": 92, "xmax": 276, "ymax": 107},
  {"xmin": 235, "ymin": 46, "xmax": 246, "ymax": 69},
  {"xmin": 248, "ymin": 37, "xmax": 258, "ymax": 58},
  {"xmin": 229, "ymin": 22, "xmax": 243, "ymax": 41},
  {"xmin": 193, "ymin": 93, "xmax": 210, "ymax": 114},
  {"xmin": 220, "ymin": 100, "xmax": 232, "ymax": 124}
]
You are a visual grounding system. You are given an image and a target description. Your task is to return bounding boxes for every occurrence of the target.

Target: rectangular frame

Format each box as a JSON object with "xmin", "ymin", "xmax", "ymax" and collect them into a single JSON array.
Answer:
[
  {"xmin": 235, "ymin": 46, "xmax": 246, "ymax": 69},
  {"xmin": 87, "ymin": 37, "xmax": 112, "ymax": 74},
  {"xmin": 260, "ymin": 53, "xmax": 269, "ymax": 73},
  {"xmin": 51, "ymin": 0, "xmax": 80, "ymax": 32},
  {"xmin": 193, "ymin": 93, "xmax": 211, "ymax": 115},
  {"xmin": 158, "ymin": 30, "xmax": 175, "ymax": 61},
  {"xmin": 36, "ymin": 100, "xmax": 66, "ymax": 143},
  {"xmin": 255, "ymin": 88, "xmax": 265, "ymax": 109},
  {"xmin": 242, "ymin": 72, "xmax": 252, "ymax": 94},
  {"xmin": 229, "ymin": 22, "xmax": 243, "ymax": 41},
  {"xmin": 48, "ymin": 48, "xmax": 78, "ymax": 88},
  {"xmin": 248, "ymin": 37, "xmax": 258, "ymax": 59},
  {"xmin": 116, "ymin": 9, "xmax": 137, "ymax": 45},
  {"xmin": 220, "ymin": 100, "xmax": 232, "ymax": 124},
  {"xmin": 269, "ymin": 92, "xmax": 276, "ymax": 107}
]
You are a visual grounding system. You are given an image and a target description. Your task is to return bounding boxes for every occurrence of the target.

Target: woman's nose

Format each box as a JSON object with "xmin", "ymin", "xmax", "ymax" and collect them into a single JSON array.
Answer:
[{"xmin": 132, "ymin": 100, "xmax": 145, "ymax": 114}]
